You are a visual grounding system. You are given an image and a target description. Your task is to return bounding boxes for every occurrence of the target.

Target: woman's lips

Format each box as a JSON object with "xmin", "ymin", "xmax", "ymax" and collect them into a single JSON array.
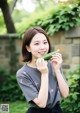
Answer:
[{"xmin": 38, "ymin": 52, "xmax": 46, "ymax": 56}]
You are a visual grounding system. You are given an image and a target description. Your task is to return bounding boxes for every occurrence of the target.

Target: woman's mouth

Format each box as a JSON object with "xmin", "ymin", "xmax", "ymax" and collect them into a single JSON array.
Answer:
[{"xmin": 38, "ymin": 52, "xmax": 46, "ymax": 56}]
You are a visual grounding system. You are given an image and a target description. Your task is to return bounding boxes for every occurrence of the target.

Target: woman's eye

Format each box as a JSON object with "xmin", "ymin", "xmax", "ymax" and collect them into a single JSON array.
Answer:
[
  {"xmin": 34, "ymin": 41, "xmax": 48, "ymax": 45},
  {"xmin": 34, "ymin": 43, "xmax": 39, "ymax": 45},
  {"xmin": 44, "ymin": 42, "xmax": 48, "ymax": 44}
]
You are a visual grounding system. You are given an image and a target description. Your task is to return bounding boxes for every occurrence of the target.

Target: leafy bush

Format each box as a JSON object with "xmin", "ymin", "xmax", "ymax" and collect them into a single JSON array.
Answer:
[
  {"xmin": 61, "ymin": 66, "xmax": 80, "ymax": 113},
  {"xmin": 9, "ymin": 101, "xmax": 29, "ymax": 113},
  {"xmin": 0, "ymin": 67, "xmax": 25, "ymax": 102},
  {"xmin": 0, "ymin": 101, "xmax": 29, "ymax": 113},
  {"xmin": 16, "ymin": 3, "xmax": 80, "ymax": 37}
]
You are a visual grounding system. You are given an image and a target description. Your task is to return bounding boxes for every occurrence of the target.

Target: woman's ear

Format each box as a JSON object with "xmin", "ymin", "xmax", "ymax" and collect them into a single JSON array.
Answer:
[{"xmin": 25, "ymin": 45, "xmax": 31, "ymax": 52}]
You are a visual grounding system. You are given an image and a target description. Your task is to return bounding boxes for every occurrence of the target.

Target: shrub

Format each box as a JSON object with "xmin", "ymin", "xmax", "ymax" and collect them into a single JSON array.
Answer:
[
  {"xmin": 0, "ymin": 67, "xmax": 25, "ymax": 102},
  {"xmin": 61, "ymin": 65, "xmax": 80, "ymax": 113},
  {"xmin": 16, "ymin": 3, "xmax": 80, "ymax": 37}
]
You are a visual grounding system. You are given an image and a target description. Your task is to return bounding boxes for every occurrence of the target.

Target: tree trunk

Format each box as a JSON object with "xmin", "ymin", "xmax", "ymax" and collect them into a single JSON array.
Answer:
[
  {"xmin": 0, "ymin": 0, "xmax": 17, "ymax": 74},
  {"xmin": 0, "ymin": 0, "xmax": 16, "ymax": 33}
]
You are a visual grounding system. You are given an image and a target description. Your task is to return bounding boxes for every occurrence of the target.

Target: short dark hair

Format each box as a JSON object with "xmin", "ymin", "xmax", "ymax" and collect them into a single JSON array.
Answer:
[{"xmin": 22, "ymin": 27, "xmax": 51, "ymax": 62}]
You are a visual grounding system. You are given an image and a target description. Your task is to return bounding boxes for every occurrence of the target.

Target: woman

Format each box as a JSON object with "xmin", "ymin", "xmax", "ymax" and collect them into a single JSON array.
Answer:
[{"xmin": 16, "ymin": 27, "xmax": 69, "ymax": 113}]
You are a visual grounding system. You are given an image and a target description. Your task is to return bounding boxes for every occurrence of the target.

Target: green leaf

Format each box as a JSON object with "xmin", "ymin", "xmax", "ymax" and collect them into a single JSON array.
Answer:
[{"xmin": 72, "ymin": 93, "xmax": 77, "ymax": 100}]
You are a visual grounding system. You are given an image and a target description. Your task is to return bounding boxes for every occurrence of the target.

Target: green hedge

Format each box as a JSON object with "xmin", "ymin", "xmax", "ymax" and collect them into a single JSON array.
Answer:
[
  {"xmin": 61, "ymin": 66, "xmax": 80, "ymax": 113},
  {"xmin": 17, "ymin": 3, "xmax": 80, "ymax": 37},
  {"xmin": 0, "ymin": 67, "xmax": 25, "ymax": 102}
]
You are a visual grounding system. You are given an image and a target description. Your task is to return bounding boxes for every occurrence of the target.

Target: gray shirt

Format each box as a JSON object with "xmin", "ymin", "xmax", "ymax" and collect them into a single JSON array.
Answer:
[{"xmin": 16, "ymin": 61, "xmax": 64, "ymax": 108}]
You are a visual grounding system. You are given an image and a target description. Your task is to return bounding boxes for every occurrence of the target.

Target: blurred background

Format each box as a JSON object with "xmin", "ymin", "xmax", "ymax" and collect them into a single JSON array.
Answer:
[{"xmin": 0, "ymin": 0, "xmax": 80, "ymax": 113}]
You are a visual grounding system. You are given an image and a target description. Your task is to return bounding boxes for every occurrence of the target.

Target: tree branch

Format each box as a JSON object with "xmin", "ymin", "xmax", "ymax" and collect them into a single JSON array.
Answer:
[{"xmin": 10, "ymin": 0, "xmax": 18, "ymax": 14}]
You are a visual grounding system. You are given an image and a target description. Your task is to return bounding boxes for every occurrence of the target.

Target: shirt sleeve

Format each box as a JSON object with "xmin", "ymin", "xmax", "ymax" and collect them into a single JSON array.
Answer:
[{"xmin": 16, "ymin": 72, "xmax": 38, "ymax": 102}]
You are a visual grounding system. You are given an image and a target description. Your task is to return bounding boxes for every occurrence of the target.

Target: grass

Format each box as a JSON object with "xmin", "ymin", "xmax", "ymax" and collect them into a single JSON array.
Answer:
[{"xmin": 0, "ymin": 101, "xmax": 29, "ymax": 113}]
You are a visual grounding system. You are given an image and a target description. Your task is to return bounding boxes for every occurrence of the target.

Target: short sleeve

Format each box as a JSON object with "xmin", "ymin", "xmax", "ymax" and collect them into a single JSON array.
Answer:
[{"xmin": 16, "ymin": 72, "xmax": 38, "ymax": 102}]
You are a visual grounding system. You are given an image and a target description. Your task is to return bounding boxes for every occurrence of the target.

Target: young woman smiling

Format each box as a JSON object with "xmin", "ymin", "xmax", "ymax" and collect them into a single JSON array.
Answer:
[{"xmin": 16, "ymin": 27, "xmax": 69, "ymax": 113}]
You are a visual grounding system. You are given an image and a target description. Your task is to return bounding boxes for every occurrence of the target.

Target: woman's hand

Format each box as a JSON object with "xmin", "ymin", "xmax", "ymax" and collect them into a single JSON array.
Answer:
[
  {"xmin": 36, "ymin": 58, "xmax": 48, "ymax": 75},
  {"xmin": 34, "ymin": 58, "xmax": 49, "ymax": 108},
  {"xmin": 50, "ymin": 53, "xmax": 63, "ymax": 71}
]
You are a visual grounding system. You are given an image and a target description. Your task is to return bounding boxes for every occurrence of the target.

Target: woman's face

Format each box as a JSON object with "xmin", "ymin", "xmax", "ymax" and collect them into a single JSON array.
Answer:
[{"xmin": 26, "ymin": 33, "xmax": 49, "ymax": 61}]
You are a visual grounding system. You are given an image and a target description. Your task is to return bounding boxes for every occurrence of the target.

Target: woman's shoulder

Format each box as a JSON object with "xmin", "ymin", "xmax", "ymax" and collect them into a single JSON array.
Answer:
[{"xmin": 16, "ymin": 64, "xmax": 27, "ymax": 78}]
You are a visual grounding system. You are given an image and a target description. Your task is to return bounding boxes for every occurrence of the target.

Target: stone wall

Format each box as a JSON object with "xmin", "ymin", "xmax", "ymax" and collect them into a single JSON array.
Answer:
[
  {"xmin": 0, "ymin": 27, "xmax": 80, "ymax": 73},
  {"xmin": 0, "ymin": 38, "xmax": 10, "ymax": 67},
  {"xmin": 49, "ymin": 27, "xmax": 80, "ymax": 73}
]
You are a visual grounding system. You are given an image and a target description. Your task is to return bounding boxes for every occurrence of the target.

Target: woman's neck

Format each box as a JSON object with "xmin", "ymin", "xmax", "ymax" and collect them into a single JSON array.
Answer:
[{"xmin": 27, "ymin": 60, "xmax": 36, "ymax": 68}]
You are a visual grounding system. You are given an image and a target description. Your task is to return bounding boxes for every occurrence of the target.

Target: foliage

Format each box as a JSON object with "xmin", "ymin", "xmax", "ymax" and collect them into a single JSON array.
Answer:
[
  {"xmin": 12, "ymin": 9, "xmax": 30, "ymax": 22},
  {"xmin": 0, "ymin": 67, "xmax": 25, "ymax": 102},
  {"xmin": 61, "ymin": 65, "xmax": 80, "ymax": 113},
  {"xmin": 9, "ymin": 101, "xmax": 29, "ymax": 113},
  {"xmin": 0, "ymin": 101, "xmax": 29, "ymax": 113},
  {"xmin": 68, "ymin": 0, "xmax": 80, "ymax": 4},
  {"xmin": 0, "ymin": 15, "xmax": 6, "ymax": 34},
  {"xmin": 16, "ymin": 3, "xmax": 80, "ymax": 37},
  {"xmin": 45, "ymin": 4, "xmax": 80, "ymax": 36},
  {"xmin": 15, "ymin": 7, "xmax": 54, "ymax": 36},
  {"xmin": 0, "ymin": 2, "xmax": 80, "ymax": 37}
]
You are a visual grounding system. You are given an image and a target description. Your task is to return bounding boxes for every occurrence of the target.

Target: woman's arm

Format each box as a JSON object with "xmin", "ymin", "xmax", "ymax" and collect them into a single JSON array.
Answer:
[
  {"xmin": 50, "ymin": 53, "xmax": 69, "ymax": 98},
  {"xmin": 55, "ymin": 69, "xmax": 69, "ymax": 98},
  {"xmin": 33, "ymin": 74, "xmax": 48, "ymax": 108},
  {"xmin": 33, "ymin": 59, "xmax": 49, "ymax": 108}
]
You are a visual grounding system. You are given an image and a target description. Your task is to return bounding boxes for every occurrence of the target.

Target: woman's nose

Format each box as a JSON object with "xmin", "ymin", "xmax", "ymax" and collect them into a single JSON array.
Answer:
[{"xmin": 40, "ymin": 44, "xmax": 45, "ymax": 49}]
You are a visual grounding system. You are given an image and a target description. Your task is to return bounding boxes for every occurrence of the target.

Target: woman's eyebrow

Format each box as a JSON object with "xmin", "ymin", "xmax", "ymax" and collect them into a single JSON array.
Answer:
[
  {"xmin": 33, "ymin": 41, "xmax": 40, "ymax": 43},
  {"xmin": 34, "ymin": 40, "xmax": 47, "ymax": 42}
]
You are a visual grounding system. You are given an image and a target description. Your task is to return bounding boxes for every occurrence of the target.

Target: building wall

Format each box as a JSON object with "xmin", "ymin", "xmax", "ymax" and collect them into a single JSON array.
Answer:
[{"xmin": 0, "ymin": 27, "xmax": 80, "ymax": 73}]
